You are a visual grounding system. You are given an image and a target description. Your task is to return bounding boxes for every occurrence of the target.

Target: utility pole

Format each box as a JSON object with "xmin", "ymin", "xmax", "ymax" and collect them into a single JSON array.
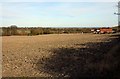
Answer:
[
  {"xmin": 118, "ymin": 1, "xmax": 120, "ymax": 27},
  {"xmin": 114, "ymin": 1, "xmax": 120, "ymax": 27}
]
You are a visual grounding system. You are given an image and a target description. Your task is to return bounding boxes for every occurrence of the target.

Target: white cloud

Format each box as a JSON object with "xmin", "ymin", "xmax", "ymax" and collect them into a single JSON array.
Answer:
[
  {"xmin": 40, "ymin": 2, "xmax": 117, "ymax": 18},
  {"xmin": 1, "ymin": 2, "xmax": 118, "ymax": 27}
]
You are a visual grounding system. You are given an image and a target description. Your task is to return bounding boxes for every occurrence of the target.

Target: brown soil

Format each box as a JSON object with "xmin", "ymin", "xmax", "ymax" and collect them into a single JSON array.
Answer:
[{"xmin": 2, "ymin": 33, "xmax": 120, "ymax": 78}]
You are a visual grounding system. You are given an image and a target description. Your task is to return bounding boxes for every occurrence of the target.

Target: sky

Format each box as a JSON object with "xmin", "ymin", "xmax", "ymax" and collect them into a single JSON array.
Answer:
[{"xmin": 0, "ymin": 1, "xmax": 119, "ymax": 27}]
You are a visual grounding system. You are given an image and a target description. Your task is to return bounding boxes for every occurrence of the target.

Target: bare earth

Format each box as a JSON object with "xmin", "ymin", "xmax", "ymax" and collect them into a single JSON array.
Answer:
[{"xmin": 2, "ymin": 33, "xmax": 120, "ymax": 77}]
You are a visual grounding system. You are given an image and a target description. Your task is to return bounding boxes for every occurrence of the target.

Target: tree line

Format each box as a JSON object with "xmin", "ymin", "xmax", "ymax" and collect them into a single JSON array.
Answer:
[
  {"xmin": 1, "ymin": 25, "xmax": 120, "ymax": 36},
  {"xmin": 0, "ymin": 25, "xmax": 92, "ymax": 36}
]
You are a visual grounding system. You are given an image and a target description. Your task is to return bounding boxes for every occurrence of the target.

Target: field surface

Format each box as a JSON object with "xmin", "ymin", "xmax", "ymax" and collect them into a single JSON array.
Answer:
[{"xmin": 2, "ymin": 33, "xmax": 120, "ymax": 77}]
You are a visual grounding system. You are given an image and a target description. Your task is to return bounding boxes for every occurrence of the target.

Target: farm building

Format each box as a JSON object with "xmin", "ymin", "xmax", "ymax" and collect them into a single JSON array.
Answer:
[
  {"xmin": 91, "ymin": 28, "xmax": 115, "ymax": 34},
  {"xmin": 100, "ymin": 28, "xmax": 113, "ymax": 34}
]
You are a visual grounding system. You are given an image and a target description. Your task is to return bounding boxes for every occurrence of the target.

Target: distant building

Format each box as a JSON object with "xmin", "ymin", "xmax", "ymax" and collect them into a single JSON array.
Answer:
[
  {"xmin": 100, "ymin": 28, "xmax": 113, "ymax": 34},
  {"xmin": 91, "ymin": 28, "xmax": 115, "ymax": 34}
]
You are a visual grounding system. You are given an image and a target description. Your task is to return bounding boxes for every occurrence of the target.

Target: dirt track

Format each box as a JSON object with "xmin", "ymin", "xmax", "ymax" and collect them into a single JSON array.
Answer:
[{"xmin": 2, "ymin": 33, "xmax": 120, "ymax": 77}]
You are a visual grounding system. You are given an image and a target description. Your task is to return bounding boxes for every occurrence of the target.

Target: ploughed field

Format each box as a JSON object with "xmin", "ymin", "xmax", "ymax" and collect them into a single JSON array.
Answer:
[{"xmin": 2, "ymin": 33, "xmax": 120, "ymax": 77}]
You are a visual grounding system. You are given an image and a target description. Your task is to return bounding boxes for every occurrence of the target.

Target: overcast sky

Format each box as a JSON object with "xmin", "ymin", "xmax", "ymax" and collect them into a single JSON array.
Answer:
[{"xmin": 0, "ymin": 1, "xmax": 118, "ymax": 27}]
